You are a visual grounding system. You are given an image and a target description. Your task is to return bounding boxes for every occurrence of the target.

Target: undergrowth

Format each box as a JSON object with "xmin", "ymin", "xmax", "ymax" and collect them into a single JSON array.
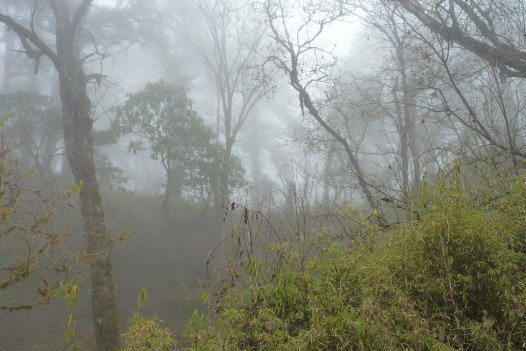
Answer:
[{"xmin": 125, "ymin": 175, "xmax": 526, "ymax": 350}]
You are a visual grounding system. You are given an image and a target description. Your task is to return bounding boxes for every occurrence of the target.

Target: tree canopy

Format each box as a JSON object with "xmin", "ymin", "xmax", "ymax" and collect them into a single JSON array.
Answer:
[{"xmin": 113, "ymin": 80, "xmax": 245, "ymax": 204}]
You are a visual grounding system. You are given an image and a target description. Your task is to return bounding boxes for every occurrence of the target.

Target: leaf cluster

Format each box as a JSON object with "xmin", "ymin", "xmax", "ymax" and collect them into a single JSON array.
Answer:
[{"xmin": 113, "ymin": 79, "xmax": 246, "ymax": 202}]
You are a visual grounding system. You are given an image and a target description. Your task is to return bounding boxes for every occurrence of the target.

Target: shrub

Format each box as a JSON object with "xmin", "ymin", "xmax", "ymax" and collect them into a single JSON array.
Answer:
[{"xmin": 184, "ymin": 177, "xmax": 526, "ymax": 350}]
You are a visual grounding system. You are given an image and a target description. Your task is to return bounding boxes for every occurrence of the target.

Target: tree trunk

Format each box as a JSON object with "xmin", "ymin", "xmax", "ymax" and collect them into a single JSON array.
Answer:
[
  {"xmin": 162, "ymin": 158, "xmax": 173, "ymax": 212},
  {"xmin": 219, "ymin": 139, "xmax": 232, "ymax": 209},
  {"xmin": 1, "ymin": 27, "xmax": 15, "ymax": 92},
  {"xmin": 323, "ymin": 148, "xmax": 335, "ymax": 205},
  {"xmin": 249, "ymin": 111, "xmax": 262, "ymax": 196},
  {"xmin": 393, "ymin": 79, "xmax": 409, "ymax": 194},
  {"xmin": 408, "ymin": 100, "xmax": 421, "ymax": 195},
  {"xmin": 54, "ymin": 6, "xmax": 120, "ymax": 350},
  {"xmin": 395, "ymin": 40, "xmax": 421, "ymax": 199},
  {"xmin": 58, "ymin": 62, "xmax": 120, "ymax": 351}
]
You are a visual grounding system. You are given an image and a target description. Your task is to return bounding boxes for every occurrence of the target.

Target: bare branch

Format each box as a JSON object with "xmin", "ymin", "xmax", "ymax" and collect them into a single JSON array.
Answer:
[
  {"xmin": 0, "ymin": 13, "xmax": 58, "ymax": 67},
  {"xmin": 396, "ymin": 0, "xmax": 526, "ymax": 77}
]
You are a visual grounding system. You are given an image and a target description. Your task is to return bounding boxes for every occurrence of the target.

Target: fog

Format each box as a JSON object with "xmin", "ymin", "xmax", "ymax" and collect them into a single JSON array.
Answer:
[{"xmin": 0, "ymin": 0, "xmax": 525, "ymax": 350}]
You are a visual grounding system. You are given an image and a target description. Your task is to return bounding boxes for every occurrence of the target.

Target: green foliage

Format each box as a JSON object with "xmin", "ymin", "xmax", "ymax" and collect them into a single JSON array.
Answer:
[
  {"xmin": 113, "ymin": 79, "xmax": 245, "ymax": 203},
  {"xmin": 0, "ymin": 124, "xmax": 74, "ymax": 310},
  {"xmin": 0, "ymin": 90, "xmax": 126, "ymax": 190},
  {"xmin": 121, "ymin": 288, "xmax": 177, "ymax": 351},
  {"xmin": 0, "ymin": 91, "xmax": 61, "ymax": 147},
  {"xmin": 95, "ymin": 152, "xmax": 129, "ymax": 190},
  {"xmin": 0, "ymin": 91, "xmax": 62, "ymax": 181},
  {"xmin": 136, "ymin": 286, "xmax": 148, "ymax": 310},
  {"xmin": 60, "ymin": 283, "xmax": 82, "ymax": 350},
  {"xmin": 69, "ymin": 180, "xmax": 84, "ymax": 195},
  {"xmin": 113, "ymin": 80, "xmax": 205, "ymax": 159},
  {"xmin": 92, "ymin": 128, "xmax": 129, "ymax": 190},
  {"xmin": 185, "ymin": 177, "xmax": 526, "ymax": 350},
  {"xmin": 121, "ymin": 313, "xmax": 178, "ymax": 351}
]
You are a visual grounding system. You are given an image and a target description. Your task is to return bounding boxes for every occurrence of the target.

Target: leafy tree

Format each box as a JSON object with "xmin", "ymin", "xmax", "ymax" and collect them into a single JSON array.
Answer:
[
  {"xmin": 113, "ymin": 80, "xmax": 245, "ymax": 208},
  {"xmin": 95, "ymin": 152, "xmax": 129, "ymax": 191},
  {"xmin": 0, "ymin": 91, "xmax": 127, "ymax": 191},
  {"xmin": 0, "ymin": 91, "xmax": 61, "ymax": 186}
]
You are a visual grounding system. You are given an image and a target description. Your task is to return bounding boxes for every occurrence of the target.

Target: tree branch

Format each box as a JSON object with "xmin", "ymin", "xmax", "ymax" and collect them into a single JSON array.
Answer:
[
  {"xmin": 396, "ymin": 0, "xmax": 526, "ymax": 77},
  {"xmin": 0, "ymin": 13, "xmax": 59, "ymax": 67},
  {"xmin": 71, "ymin": 0, "xmax": 95, "ymax": 33}
]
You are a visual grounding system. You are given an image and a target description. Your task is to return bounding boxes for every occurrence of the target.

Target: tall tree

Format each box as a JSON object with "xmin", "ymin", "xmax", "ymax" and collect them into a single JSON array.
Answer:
[
  {"xmin": 0, "ymin": 91, "xmax": 62, "ymax": 187},
  {"xmin": 351, "ymin": 1, "xmax": 426, "ymax": 198},
  {"xmin": 113, "ymin": 80, "xmax": 245, "ymax": 211},
  {"xmin": 0, "ymin": 1, "xmax": 120, "ymax": 350},
  {"xmin": 264, "ymin": 0, "xmax": 380, "ymax": 210},
  {"xmin": 192, "ymin": 0, "xmax": 272, "ymax": 209}
]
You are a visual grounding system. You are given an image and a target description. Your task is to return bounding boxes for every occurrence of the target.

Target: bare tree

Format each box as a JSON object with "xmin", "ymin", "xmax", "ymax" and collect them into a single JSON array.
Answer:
[
  {"xmin": 347, "ymin": 1, "xmax": 428, "ymax": 199},
  {"xmin": 264, "ymin": 0, "xmax": 381, "ymax": 210},
  {"xmin": 192, "ymin": 0, "xmax": 273, "ymax": 209},
  {"xmin": 388, "ymin": 1, "xmax": 526, "ymax": 162},
  {"xmin": 346, "ymin": 0, "xmax": 526, "ymax": 182},
  {"xmin": 0, "ymin": 1, "xmax": 120, "ymax": 350}
]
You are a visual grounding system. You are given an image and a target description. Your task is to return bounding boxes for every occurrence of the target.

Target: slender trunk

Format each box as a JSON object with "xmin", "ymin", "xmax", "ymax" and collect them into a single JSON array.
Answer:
[
  {"xmin": 323, "ymin": 148, "xmax": 335, "ymax": 204},
  {"xmin": 294, "ymin": 81, "xmax": 377, "ymax": 209},
  {"xmin": 162, "ymin": 162, "xmax": 185, "ymax": 260},
  {"xmin": 1, "ymin": 27, "xmax": 15, "ymax": 92},
  {"xmin": 249, "ymin": 111, "xmax": 262, "ymax": 193},
  {"xmin": 404, "ymin": 90, "xmax": 421, "ymax": 195},
  {"xmin": 396, "ymin": 40, "xmax": 421, "ymax": 198},
  {"xmin": 43, "ymin": 135, "xmax": 58, "ymax": 174},
  {"xmin": 219, "ymin": 139, "xmax": 232, "ymax": 209},
  {"xmin": 162, "ymin": 161, "xmax": 180, "ymax": 228},
  {"xmin": 393, "ymin": 79, "xmax": 409, "ymax": 193},
  {"xmin": 163, "ymin": 167, "xmax": 172, "ymax": 213},
  {"xmin": 400, "ymin": 128, "xmax": 410, "ymax": 192},
  {"xmin": 401, "ymin": 89, "xmax": 414, "ymax": 192},
  {"xmin": 408, "ymin": 107, "xmax": 422, "ymax": 194}
]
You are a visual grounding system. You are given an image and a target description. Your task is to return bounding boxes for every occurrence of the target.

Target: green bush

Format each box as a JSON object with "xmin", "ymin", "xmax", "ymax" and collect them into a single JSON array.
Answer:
[
  {"xmin": 183, "ymin": 177, "xmax": 526, "ymax": 350},
  {"xmin": 120, "ymin": 288, "xmax": 177, "ymax": 351}
]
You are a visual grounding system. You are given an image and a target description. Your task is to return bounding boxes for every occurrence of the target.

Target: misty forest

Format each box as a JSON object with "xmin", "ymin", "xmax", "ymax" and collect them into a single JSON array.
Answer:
[{"xmin": 1, "ymin": 0, "xmax": 526, "ymax": 350}]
